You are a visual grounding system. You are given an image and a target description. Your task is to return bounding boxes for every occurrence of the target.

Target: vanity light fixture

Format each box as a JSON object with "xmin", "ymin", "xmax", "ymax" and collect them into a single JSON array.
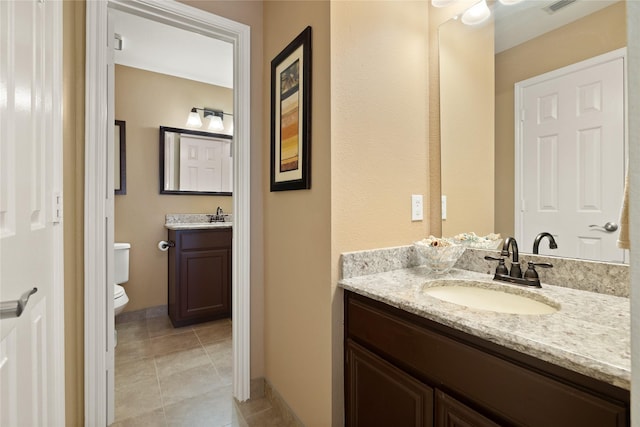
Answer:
[
  {"xmin": 186, "ymin": 107, "xmax": 233, "ymax": 133},
  {"xmin": 461, "ymin": 0, "xmax": 491, "ymax": 25},
  {"xmin": 498, "ymin": 0, "xmax": 524, "ymax": 4}
]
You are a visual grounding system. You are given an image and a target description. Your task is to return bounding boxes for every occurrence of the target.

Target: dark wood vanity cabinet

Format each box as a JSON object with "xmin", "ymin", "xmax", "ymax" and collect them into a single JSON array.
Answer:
[
  {"xmin": 168, "ymin": 228, "xmax": 231, "ymax": 327},
  {"xmin": 345, "ymin": 291, "xmax": 630, "ymax": 427}
]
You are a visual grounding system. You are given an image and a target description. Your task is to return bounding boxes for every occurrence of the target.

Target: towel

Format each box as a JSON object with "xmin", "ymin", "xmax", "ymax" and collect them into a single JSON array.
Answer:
[{"xmin": 617, "ymin": 172, "xmax": 630, "ymax": 249}]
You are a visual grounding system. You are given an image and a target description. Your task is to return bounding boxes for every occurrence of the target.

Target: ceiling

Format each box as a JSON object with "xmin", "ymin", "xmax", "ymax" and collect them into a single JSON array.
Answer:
[
  {"xmin": 111, "ymin": 8, "xmax": 233, "ymax": 88},
  {"xmin": 495, "ymin": 0, "xmax": 620, "ymax": 53}
]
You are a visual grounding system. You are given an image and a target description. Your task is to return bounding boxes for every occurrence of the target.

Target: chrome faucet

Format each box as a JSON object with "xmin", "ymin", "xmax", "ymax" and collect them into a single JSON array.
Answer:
[
  {"xmin": 500, "ymin": 237, "xmax": 522, "ymax": 278},
  {"xmin": 533, "ymin": 232, "xmax": 558, "ymax": 254}
]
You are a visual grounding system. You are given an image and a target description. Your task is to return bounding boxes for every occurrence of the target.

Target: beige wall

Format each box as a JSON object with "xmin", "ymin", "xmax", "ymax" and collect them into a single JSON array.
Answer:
[
  {"xmin": 114, "ymin": 65, "xmax": 233, "ymax": 312},
  {"xmin": 262, "ymin": 3, "xmax": 332, "ymax": 425},
  {"xmin": 63, "ymin": 2, "xmax": 85, "ymax": 425},
  {"xmin": 494, "ymin": 2, "xmax": 626, "ymax": 237},
  {"xmin": 263, "ymin": 1, "xmax": 430, "ymax": 425},
  {"xmin": 440, "ymin": 19, "xmax": 494, "ymax": 237},
  {"xmin": 331, "ymin": 2, "xmax": 430, "ymax": 424}
]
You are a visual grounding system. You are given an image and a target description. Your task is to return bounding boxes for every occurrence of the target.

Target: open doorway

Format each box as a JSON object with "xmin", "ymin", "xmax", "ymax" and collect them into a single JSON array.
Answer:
[
  {"xmin": 111, "ymin": 8, "xmax": 236, "ymax": 424},
  {"xmin": 85, "ymin": 1, "xmax": 251, "ymax": 425}
]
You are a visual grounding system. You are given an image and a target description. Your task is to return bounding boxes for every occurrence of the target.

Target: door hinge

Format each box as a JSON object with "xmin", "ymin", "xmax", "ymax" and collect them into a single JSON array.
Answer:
[
  {"xmin": 521, "ymin": 199, "xmax": 526, "ymax": 212},
  {"xmin": 520, "ymin": 109, "xmax": 526, "ymax": 122},
  {"xmin": 52, "ymin": 192, "xmax": 63, "ymax": 223}
]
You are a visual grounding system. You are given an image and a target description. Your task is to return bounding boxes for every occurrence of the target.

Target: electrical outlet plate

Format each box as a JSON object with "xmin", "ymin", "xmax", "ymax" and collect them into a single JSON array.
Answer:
[{"xmin": 412, "ymin": 194, "xmax": 423, "ymax": 221}]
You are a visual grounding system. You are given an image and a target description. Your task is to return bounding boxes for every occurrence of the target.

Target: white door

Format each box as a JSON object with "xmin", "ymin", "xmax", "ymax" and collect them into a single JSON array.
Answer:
[
  {"xmin": 0, "ymin": 1, "xmax": 65, "ymax": 426},
  {"xmin": 517, "ymin": 50, "xmax": 625, "ymax": 262},
  {"xmin": 179, "ymin": 136, "xmax": 226, "ymax": 192}
]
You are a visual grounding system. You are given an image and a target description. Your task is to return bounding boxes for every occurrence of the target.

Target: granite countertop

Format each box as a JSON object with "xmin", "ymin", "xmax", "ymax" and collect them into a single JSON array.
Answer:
[
  {"xmin": 164, "ymin": 213, "xmax": 232, "ymax": 230},
  {"xmin": 339, "ymin": 267, "xmax": 630, "ymax": 390},
  {"xmin": 165, "ymin": 222, "xmax": 232, "ymax": 230}
]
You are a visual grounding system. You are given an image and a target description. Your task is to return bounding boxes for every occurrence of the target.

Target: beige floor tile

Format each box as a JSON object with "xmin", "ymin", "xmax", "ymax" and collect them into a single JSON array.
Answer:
[
  {"xmin": 115, "ymin": 339, "xmax": 154, "ymax": 365},
  {"xmin": 244, "ymin": 408, "xmax": 288, "ymax": 427},
  {"xmin": 155, "ymin": 347, "xmax": 212, "ymax": 379},
  {"xmin": 117, "ymin": 321, "xmax": 149, "ymax": 343},
  {"xmin": 115, "ymin": 357, "xmax": 157, "ymax": 390},
  {"xmin": 147, "ymin": 316, "xmax": 185, "ymax": 338},
  {"xmin": 164, "ymin": 386, "xmax": 233, "ymax": 427},
  {"xmin": 149, "ymin": 331, "xmax": 201, "ymax": 357},
  {"xmin": 110, "ymin": 408, "xmax": 166, "ymax": 427},
  {"xmin": 230, "ymin": 403, "xmax": 249, "ymax": 427},
  {"xmin": 194, "ymin": 321, "xmax": 232, "ymax": 344},
  {"xmin": 115, "ymin": 377, "xmax": 163, "ymax": 422},
  {"xmin": 204, "ymin": 339, "xmax": 232, "ymax": 363},
  {"xmin": 190, "ymin": 317, "xmax": 231, "ymax": 330},
  {"xmin": 235, "ymin": 397, "xmax": 272, "ymax": 419},
  {"xmin": 159, "ymin": 363, "xmax": 226, "ymax": 406}
]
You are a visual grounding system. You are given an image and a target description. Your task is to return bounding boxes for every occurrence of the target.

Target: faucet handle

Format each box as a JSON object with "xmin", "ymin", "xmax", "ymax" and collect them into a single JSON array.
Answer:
[
  {"xmin": 484, "ymin": 256, "xmax": 508, "ymax": 276},
  {"xmin": 524, "ymin": 261, "xmax": 553, "ymax": 280}
]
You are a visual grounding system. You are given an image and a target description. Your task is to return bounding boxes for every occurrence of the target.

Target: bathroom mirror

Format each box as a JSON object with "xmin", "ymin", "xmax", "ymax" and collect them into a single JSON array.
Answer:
[
  {"xmin": 159, "ymin": 126, "xmax": 233, "ymax": 195},
  {"xmin": 115, "ymin": 120, "xmax": 126, "ymax": 195},
  {"xmin": 438, "ymin": 0, "xmax": 627, "ymax": 262}
]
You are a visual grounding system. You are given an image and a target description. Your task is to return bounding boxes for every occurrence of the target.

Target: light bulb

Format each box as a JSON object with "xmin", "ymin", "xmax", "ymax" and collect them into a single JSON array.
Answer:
[
  {"xmin": 462, "ymin": 0, "xmax": 491, "ymax": 25},
  {"xmin": 207, "ymin": 115, "xmax": 224, "ymax": 131},
  {"xmin": 186, "ymin": 108, "xmax": 202, "ymax": 127}
]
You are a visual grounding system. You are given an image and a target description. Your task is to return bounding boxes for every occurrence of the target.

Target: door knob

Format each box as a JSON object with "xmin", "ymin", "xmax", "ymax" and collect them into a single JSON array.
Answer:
[
  {"xmin": 0, "ymin": 287, "xmax": 38, "ymax": 319},
  {"xmin": 589, "ymin": 222, "xmax": 618, "ymax": 232}
]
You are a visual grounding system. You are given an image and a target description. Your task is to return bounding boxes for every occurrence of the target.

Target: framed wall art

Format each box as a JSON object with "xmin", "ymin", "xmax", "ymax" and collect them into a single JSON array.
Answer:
[{"xmin": 270, "ymin": 26, "xmax": 312, "ymax": 191}]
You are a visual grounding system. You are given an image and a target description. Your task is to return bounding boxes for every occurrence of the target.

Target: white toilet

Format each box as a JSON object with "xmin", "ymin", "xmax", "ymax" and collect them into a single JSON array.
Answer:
[{"xmin": 114, "ymin": 242, "xmax": 130, "ymax": 316}]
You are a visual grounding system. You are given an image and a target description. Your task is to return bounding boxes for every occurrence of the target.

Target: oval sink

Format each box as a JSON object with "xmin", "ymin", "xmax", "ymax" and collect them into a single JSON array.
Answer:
[{"xmin": 422, "ymin": 280, "xmax": 558, "ymax": 315}]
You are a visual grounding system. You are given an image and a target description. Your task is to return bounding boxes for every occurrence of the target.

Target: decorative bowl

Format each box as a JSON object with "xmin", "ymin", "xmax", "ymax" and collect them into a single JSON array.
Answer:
[{"xmin": 414, "ymin": 239, "xmax": 466, "ymax": 274}]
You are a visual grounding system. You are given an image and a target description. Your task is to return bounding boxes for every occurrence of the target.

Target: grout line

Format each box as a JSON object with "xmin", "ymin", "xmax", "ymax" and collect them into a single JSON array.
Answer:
[{"xmin": 152, "ymin": 356, "xmax": 169, "ymax": 426}]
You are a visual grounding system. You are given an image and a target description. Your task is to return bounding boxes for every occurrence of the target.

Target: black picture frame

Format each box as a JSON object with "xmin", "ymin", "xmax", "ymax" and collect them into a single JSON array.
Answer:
[
  {"xmin": 270, "ymin": 26, "xmax": 312, "ymax": 192},
  {"xmin": 115, "ymin": 120, "xmax": 126, "ymax": 195}
]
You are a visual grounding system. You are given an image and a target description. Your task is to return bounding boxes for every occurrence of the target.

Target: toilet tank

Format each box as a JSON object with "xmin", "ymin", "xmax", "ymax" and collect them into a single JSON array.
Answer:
[{"xmin": 114, "ymin": 242, "xmax": 131, "ymax": 285}]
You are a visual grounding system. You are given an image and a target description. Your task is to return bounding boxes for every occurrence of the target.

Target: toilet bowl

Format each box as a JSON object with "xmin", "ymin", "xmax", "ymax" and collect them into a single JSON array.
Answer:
[
  {"xmin": 114, "ymin": 242, "xmax": 131, "ymax": 316},
  {"xmin": 114, "ymin": 284, "xmax": 129, "ymax": 316}
]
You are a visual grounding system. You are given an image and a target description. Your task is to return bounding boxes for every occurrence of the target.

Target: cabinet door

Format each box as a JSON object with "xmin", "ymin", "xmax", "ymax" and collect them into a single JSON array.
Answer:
[
  {"xmin": 435, "ymin": 390, "xmax": 500, "ymax": 427},
  {"xmin": 346, "ymin": 340, "xmax": 434, "ymax": 427},
  {"xmin": 179, "ymin": 248, "xmax": 230, "ymax": 321}
]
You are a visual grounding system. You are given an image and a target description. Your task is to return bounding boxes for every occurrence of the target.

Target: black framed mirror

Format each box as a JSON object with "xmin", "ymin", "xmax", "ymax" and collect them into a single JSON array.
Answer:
[
  {"xmin": 159, "ymin": 126, "xmax": 233, "ymax": 196},
  {"xmin": 115, "ymin": 120, "xmax": 126, "ymax": 195}
]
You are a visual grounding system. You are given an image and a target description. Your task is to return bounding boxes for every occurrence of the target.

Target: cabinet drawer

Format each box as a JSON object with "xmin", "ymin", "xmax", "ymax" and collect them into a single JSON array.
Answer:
[
  {"xmin": 172, "ymin": 228, "xmax": 231, "ymax": 250},
  {"xmin": 346, "ymin": 293, "xmax": 628, "ymax": 427}
]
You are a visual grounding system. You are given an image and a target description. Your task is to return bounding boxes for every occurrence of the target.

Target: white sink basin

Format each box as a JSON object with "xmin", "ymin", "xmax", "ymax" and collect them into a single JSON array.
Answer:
[{"xmin": 422, "ymin": 280, "xmax": 558, "ymax": 315}]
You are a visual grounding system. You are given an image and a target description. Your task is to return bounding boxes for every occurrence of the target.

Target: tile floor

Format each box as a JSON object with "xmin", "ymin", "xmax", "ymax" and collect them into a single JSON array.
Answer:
[{"xmin": 112, "ymin": 316, "xmax": 288, "ymax": 426}]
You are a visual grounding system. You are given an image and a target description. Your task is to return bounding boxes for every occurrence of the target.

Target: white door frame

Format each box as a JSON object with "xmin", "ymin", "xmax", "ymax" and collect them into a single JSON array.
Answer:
[
  {"xmin": 514, "ymin": 48, "xmax": 627, "ymax": 247},
  {"xmin": 84, "ymin": 1, "xmax": 251, "ymax": 425}
]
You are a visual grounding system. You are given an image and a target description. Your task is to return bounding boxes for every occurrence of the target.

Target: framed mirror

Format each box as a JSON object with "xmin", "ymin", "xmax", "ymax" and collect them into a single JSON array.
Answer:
[
  {"xmin": 115, "ymin": 120, "xmax": 126, "ymax": 195},
  {"xmin": 438, "ymin": 0, "xmax": 627, "ymax": 262},
  {"xmin": 159, "ymin": 126, "xmax": 233, "ymax": 196}
]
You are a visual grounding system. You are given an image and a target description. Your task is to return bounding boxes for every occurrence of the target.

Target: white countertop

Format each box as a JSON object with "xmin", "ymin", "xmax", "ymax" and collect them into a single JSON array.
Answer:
[{"xmin": 339, "ymin": 267, "xmax": 630, "ymax": 390}]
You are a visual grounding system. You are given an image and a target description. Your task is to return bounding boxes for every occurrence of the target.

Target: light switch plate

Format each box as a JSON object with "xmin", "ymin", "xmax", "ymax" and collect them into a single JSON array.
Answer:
[{"xmin": 412, "ymin": 194, "xmax": 423, "ymax": 221}]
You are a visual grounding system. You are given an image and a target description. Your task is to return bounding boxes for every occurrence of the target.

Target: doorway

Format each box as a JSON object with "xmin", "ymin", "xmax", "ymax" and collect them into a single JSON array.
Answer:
[{"xmin": 85, "ymin": 1, "xmax": 251, "ymax": 425}]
